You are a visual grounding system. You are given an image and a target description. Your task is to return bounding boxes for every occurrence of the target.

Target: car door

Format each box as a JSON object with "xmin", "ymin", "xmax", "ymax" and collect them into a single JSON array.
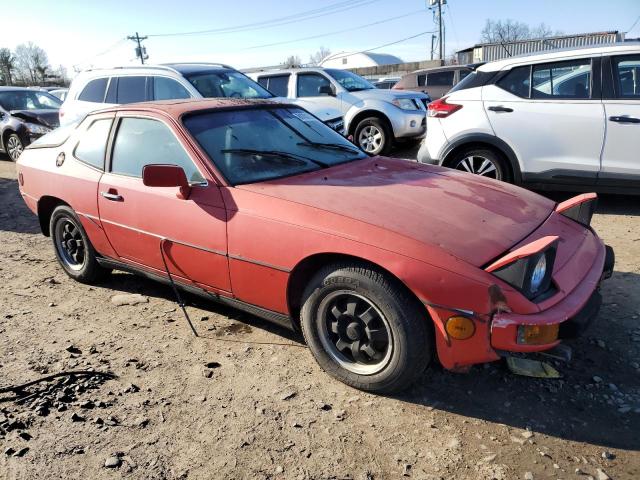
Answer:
[
  {"xmin": 599, "ymin": 54, "xmax": 640, "ymax": 187},
  {"xmin": 482, "ymin": 57, "xmax": 605, "ymax": 185},
  {"xmin": 294, "ymin": 72, "xmax": 342, "ymax": 113},
  {"xmin": 97, "ymin": 113, "xmax": 231, "ymax": 293}
]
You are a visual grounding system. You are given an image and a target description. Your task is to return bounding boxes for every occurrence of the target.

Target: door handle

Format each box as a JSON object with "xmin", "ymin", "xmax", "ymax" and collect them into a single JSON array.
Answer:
[
  {"xmin": 488, "ymin": 106, "xmax": 514, "ymax": 113},
  {"xmin": 100, "ymin": 191, "xmax": 123, "ymax": 201},
  {"xmin": 609, "ymin": 115, "xmax": 640, "ymax": 124}
]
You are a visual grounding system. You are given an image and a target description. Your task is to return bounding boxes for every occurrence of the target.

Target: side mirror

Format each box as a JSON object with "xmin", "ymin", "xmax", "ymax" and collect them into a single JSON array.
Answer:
[
  {"xmin": 318, "ymin": 84, "xmax": 335, "ymax": 96},
  {"xmin": 142, "ymin": 164, "xmax": 191, "ymax": 200}
]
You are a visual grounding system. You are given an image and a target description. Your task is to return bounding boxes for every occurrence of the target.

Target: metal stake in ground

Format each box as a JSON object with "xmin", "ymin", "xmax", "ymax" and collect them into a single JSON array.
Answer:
[{"xmin": 159, "ymin": 238, "xmax": 199, "ymax": 337}]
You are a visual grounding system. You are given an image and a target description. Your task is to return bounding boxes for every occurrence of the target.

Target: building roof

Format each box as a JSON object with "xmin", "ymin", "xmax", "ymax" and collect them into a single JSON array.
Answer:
[
  {"xmin": 321, "ymin": 52, "xmax": 403, "ymax": 66},
  {"xmin": 457, "ymin": 30, "xmax": 622, "ymax": 53}
]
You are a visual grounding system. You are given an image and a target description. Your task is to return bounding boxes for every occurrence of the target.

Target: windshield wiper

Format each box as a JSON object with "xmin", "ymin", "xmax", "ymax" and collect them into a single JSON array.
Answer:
[
  {"xmin": 297, "ymin": 141, "xmax": 361, "ymax": 154},
  {"xmin": 220, "ymin": 148, "xmax": 328, "ymax": 167}
]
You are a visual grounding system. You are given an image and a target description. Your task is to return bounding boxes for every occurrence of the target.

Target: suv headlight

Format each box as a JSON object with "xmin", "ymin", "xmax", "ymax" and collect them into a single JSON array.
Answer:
[
  {"xmin": 25, "ymin": 122, "xmax": 52, "ymax": 135},
  {"xmin": 486, "ymin": 237, "xmax": 558, "ymax": 301},
  {"xmin": 392, "ymin": 98, "xmax": 419, "ymax": 111}
]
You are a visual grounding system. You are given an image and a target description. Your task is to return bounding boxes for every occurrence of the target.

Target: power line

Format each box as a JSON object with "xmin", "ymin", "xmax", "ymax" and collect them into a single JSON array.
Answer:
[
  {"xmin": 73, "ymin": 38, "xmax": 127, "ymax": 70},
  {"xmin": 238, "ymin": 10, "xmax": 425, "ymax": 51},
  {"xmin": 147, "ymin": 0, "xmax": 379, "ymax": 37},
  {"xmin": 627, "ymin": 14, "xmax": 640, "ymax": 34}
]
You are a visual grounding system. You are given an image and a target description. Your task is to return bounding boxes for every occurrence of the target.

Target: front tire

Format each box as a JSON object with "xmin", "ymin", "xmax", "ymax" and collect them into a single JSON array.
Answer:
[
  {"xmin": 449, "ymin": 147, "xmax": 511, "ymax": 182},
  {"xmin": 5, "ymin": 133, "xmax": 24, "ymax": 161},
  {"xmin": 354, "ymin": 117, "xmax": 392, "ymax": 156},
  {"xmin": 50, "ymin": 205, "xmax": 109, "ymax": 283},
  {"xmin": 300, "ymin": 263, "xmax": 432, "ymax": 393}
]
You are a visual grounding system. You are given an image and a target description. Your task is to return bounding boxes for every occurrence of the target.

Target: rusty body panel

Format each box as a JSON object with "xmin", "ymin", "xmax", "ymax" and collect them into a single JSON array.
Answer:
[{"xmin": 16, "ymin": 99, "xmax": 611, "ymax": 371}]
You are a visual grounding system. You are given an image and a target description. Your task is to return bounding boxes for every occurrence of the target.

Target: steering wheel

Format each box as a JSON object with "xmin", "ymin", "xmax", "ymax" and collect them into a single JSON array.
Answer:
[{"xmin": 229, "ymin": 92, "xmax": 242, "ymax": 98}]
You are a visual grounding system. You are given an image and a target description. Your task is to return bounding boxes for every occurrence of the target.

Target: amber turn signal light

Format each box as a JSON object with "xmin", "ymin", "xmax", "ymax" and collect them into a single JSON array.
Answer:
[
  {"xmin": 445, "ymin": 316, "xmax": 475, "ymax": 340},
  {"xmin": 517, "ymin": 324, "xmax": 559, "ymax": 345}
]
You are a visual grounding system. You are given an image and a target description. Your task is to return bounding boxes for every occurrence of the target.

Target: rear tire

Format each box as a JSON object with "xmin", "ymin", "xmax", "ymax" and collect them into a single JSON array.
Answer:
[
  {"xmin": 50, "ymin": 205, "xmax": 109, "ymax": 283},
  {"xmin": 448, "ymin": 147, "xmax": 511, "ymax": 182},
  {"xmin": 354, "ymin": 117, "xmax": 392, "ymax": 156},
  {"xmin": 300, "ymin": 263, "xmax": 432, "ymax": 393}
]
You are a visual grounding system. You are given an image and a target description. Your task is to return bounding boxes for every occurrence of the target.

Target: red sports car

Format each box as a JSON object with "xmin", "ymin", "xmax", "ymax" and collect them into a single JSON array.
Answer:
[{"xmin": 16, "ymin": 99, "xmax": 614, "ymax": 393}]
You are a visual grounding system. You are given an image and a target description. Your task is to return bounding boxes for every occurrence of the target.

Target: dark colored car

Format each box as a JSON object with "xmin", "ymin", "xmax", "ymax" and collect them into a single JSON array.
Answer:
[{"xmin": 0, "ymin": 87, "xmax": 61, "ymax": 161}]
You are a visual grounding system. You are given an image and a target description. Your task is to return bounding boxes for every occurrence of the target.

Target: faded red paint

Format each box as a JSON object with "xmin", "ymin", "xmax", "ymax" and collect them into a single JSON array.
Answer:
[{"xmin": 17, "ymin": 99, "xmax": 611, "ymax": 371}]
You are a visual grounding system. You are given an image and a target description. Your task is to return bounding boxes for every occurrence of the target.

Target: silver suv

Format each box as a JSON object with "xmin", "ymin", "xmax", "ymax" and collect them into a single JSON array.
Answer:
[
  {"xmin": 60, "ymin": 63, "xmax": 345, "ymax": 134},
  {"xmin": 250, "ymin": 67, "xmax": 430, "ymax": 155}
]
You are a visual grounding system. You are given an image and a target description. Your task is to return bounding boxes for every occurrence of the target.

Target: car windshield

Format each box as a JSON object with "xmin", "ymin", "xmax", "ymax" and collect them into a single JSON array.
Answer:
[
  {"xmin": 183, "ymin": 107, "xmax": 366, "ymax": 185},
  {"xmin": 325, "ymin": 69, "xmax": 375, "ymax": 92},
  {"xmin": 185, "ymin": 70, "xmax": 273, "ymax": 99},
  {"xmin": 0, "ymin": 90, "xmax": 61, "ymax": 111}
]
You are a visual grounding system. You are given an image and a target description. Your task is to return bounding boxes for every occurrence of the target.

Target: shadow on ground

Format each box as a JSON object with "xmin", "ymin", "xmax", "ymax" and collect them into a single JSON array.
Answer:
[
  {"xmin": 0, "ymin": 177, "xmax": 41, "ymax": 234},
  {"xmin": 94, "ymin": 265, "xmax": 640, "ymax": 451}
]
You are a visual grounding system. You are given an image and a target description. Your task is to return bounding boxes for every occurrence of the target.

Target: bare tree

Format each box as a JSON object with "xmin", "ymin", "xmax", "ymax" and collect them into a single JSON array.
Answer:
[
  {"xmin": 0, "ymin": 48, "xmax": 15, "ymax": 85},
  {"xmin": 281, "ymin": 55, "xmax": 302, "ymax": 68},
  {"xmin": 481, "ymin": 19, "xmax": 562, "ymax": 44},
  {"xmin": 309, "ymin": 46, "xmax": 331, "ymax": 66},
  {"xmin": 14, "ymin": 42, "xmax": 49, "ymax": 85}
]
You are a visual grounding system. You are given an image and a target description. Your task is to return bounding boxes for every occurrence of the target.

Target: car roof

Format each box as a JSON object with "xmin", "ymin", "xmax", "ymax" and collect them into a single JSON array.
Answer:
[
  {"xmin": 91, "ymin": 97, "xmax": 283, "ymax": 117},
  {"xmin": 0, "ymin": 86, "xmax": 35, "ymax": 92},
  {"xmin": 411, "ymin": 65, "xmax": 472, "ymax": 75},
  {"xmin": 161, "ymin": 63, "xmax": 233, "ymax": 75},
  {"xmin": 478, "ymin": 42, "xmax": 640, "ymax": 71}
]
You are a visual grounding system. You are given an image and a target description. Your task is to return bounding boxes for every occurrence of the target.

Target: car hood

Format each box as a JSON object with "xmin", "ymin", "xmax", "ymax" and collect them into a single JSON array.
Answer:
[
  {"xmin": 348, "ymin": 88, "xmax": 429, "ymax": 101},
  {"xmin": 10, "ymin": 109, "xmax": 60, "ymax": 128},
  {"xmin": 272, "ymin": 97, "xmax": 342, "ymax": 121},
  {"xmin": 238, "ymin": 157, "xmax": 555, "ymax": 267}
]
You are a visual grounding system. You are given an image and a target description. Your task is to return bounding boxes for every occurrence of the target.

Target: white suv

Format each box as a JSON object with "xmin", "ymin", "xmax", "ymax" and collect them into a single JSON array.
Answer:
[
  {"xmin": 60, "ymin": 63, "xmax": 345, "ymax": 134},
  {"xmin": 249, "ymin": 67, "xmax": 430, "ymax": 155},
  {"xmin": 418, "ymin": 44, "xmax": 640, "ymax": 194}
]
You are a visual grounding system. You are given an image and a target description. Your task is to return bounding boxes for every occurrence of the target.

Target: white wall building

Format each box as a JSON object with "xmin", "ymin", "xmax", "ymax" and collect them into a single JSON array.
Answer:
[{"xmin": 320, "ymin": 52, "xmax": 404, "ymax": 69}]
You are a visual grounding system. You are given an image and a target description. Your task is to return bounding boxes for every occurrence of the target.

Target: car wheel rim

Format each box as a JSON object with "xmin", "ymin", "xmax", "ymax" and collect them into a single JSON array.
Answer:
[
  {"xmin": 358, "ymin": 125, "xmax": 383, "ymax": 154},
  {"xmin": 455, "ymin": 155, "xmax": 499, "ymax": 179},
  {"xmin": 317, "ymin": 291, "xmax": 392, "ymax": 375},
  {"xmin": 54, "ymin": 218, "xmax": 86, "ymax": 271},
  {"xmin": 7, "ymin": 136, "xmax": 23, "ymax": 161}
]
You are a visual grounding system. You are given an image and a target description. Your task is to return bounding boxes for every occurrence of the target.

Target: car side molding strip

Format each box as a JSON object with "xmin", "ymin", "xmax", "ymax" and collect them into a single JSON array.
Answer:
[{"xmin": 96, "ymin": 256, "xmax": 294, "ymax": 330}]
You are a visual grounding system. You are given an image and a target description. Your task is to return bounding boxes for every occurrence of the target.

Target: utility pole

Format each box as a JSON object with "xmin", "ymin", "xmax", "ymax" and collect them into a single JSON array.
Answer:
[
  {"xmin": 127, "ymin": 32, "xmax": 148, "ymax": 64},
  {"xmin": 428, "ymin": 0, "xmax": 445, "ymax": 62},
  {"xmin": 437, "ymin": 0, "xmax": 443, "ymax": 61}
]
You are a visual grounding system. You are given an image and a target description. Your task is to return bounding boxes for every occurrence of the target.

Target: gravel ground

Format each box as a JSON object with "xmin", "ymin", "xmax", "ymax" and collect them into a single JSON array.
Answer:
[{"xmin": 0, "ymin": 149, "xmax": 639, "ymax": 480}]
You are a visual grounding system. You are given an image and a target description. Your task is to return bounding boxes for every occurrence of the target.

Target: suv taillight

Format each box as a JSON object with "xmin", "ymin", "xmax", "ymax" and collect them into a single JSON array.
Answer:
[{"xmin": 427, "ymin": 97, "xmax": 462, "ymax": 118}]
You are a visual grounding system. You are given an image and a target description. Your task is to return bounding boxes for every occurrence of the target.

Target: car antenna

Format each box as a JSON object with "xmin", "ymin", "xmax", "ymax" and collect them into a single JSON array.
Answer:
[{"xmin": 159, "ymin": 238, "xmax": 199, "ymax": 337}]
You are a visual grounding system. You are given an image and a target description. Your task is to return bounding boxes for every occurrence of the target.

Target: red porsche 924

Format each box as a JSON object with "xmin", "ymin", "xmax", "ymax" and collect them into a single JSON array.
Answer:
[{"xmin": 16, "ymin": 99, "xmax": 614, "ymax": 393}]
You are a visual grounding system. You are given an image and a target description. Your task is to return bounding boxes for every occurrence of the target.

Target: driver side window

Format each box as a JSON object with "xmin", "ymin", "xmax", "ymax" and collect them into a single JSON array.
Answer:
[{"xmin": 111, "ymin": 117, "xmax": 205, "ymax": 183}]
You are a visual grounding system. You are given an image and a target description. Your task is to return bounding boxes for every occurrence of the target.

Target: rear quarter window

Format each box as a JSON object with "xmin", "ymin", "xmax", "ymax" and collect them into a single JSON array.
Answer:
[
  {"xmin": 73, "ymin": 118, "xmax": 112, "ymax": 170},
  {"xmin": 78, "ymin": 78, "xmax": 108, "ymax": 102}
]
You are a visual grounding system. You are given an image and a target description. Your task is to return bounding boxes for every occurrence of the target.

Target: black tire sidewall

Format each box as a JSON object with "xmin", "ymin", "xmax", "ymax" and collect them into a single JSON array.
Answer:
[
  {"xmin": 300, "ymin": 264, "xmax": 431, "ymax": 393},
  {"xmin": 50, "ymin": 205, "xmax": 103, "ymax": 283},
  {"xmin": 451, "ymin": 148, "xmax": 511, "ymax": 182},
  {"xmin": 354, "ymin": 117, "xmax": 392, "ymax": 156}
]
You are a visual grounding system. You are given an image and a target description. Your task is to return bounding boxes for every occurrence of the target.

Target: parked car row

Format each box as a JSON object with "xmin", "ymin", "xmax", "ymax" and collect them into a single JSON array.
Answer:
[{"xmin": 249, "ymin": 67, "xmax": 430, "ymax": 155}]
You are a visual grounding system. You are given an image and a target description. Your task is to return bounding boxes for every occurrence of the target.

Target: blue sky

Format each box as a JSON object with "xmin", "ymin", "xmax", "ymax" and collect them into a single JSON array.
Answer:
[{"xmin": 5, "ymin": 0, "xmax": 640, "ymax": 74}]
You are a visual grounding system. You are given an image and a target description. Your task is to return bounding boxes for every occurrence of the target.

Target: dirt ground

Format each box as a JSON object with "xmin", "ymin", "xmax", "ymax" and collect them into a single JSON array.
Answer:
[{"xmin": 0, "ymin": 151, "xmax": 639, "ymax": 480}]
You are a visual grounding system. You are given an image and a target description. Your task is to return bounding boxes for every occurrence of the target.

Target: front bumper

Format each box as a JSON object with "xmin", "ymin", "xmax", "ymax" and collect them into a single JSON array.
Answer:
[
  {"xmin": 389, "ymin": 109, "xmax": 427, "ymax": 139},
  {"xmin": 491, "ymin": 244, "xmax": 614, "ymax": 353}
]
